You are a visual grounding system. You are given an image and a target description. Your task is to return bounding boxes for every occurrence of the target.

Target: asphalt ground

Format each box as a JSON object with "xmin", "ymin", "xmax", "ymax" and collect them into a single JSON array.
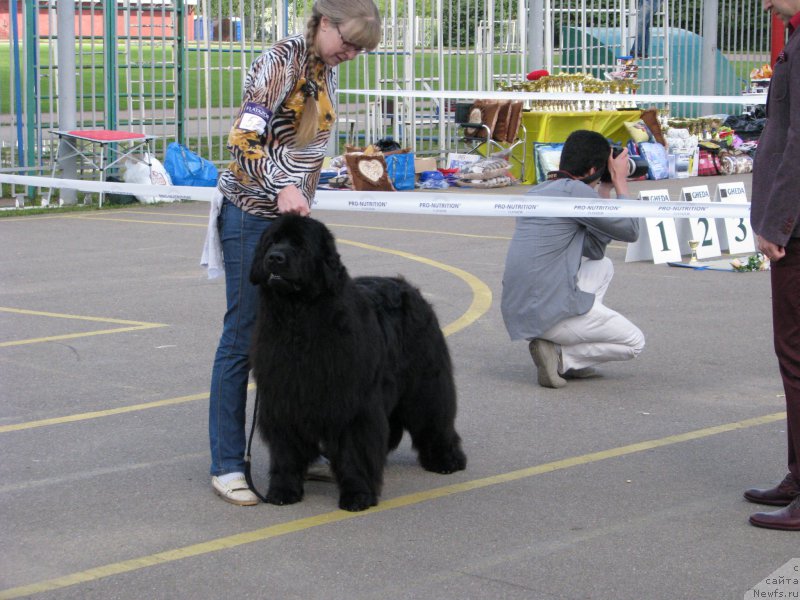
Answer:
[{"xmin": 2, "ymin": 173, "xmax": 797, "ymax": 600}]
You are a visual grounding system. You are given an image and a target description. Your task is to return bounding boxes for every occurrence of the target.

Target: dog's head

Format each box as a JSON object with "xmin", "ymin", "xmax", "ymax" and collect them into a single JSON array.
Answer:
[{"xmin": 250, "ymin": 215, "xmax": 347, "ymax": 297}]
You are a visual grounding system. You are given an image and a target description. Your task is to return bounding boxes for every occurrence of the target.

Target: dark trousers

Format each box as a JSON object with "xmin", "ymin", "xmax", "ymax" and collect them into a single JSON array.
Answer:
[{"xmin": 772, "ymin": 238, "xmax": 800, "ymax": 480}]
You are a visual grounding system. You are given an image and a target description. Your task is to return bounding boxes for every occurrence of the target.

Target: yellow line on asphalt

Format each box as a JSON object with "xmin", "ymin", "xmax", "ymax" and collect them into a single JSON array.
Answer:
[
  {"xmin": 0, "ymin": 307, "xmax": 167, "ymax": 348},
  {"xmin": 40, "ymin": 209, "xmax": 509, "ymax": 239},
  {"xmin": 70, "ymin": 212, "xmax": 513, "ymax": 241},
  {"xmin": 62, "ymin": 216, "xmax": 624, "ymax": 251},
  {"xmin": 339, "ymin": 239, "xmax": 492, "ymax": 338},
  {"xmin": 101, "ymin": 210, "xmax": 208, "ymax": 218},
  {"xmin": 71, "ymin": 215, "xmax": 207, "ymax": 227},
  {"xmin": 0, "ymin": 325, "xmax": 166, "ymax": 348},
  {"xmin": 0, "ymin": 242, "xmax": 488, "ymax": 431},
  {"xmin": 0, "ymin": 411, "xmax": 785, "ymax": 600},
  {"xmin": 3, "ymin": 208, "xmax": 627, "ymax": 250},
  {"xmin": 104, "ymin": 213, "xmax": 507, "ymax": 240},
  {"xmin": 0, "ymin": 307, "xmax": 166, "ymax": 325},
  {"xmin": 333, "ymin": 222, "xmax": 511, "ymax": 240},
  {"xmin": 0, "ymin": 391, "xmax": 219, "ymax": 434}
]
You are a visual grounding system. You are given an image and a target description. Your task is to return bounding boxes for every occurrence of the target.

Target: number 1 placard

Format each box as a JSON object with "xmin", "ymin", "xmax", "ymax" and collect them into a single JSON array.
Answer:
[
  {"xmin": 644, "ymin": 217, "xmax": 682, "ymax": 263},
  {"xmin": 625, "ymin": 189, "xmax": 682, "ymax": 264}
]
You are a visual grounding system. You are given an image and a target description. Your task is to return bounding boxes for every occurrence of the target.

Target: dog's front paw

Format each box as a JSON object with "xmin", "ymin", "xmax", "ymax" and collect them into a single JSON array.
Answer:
[
  {"xmin": 338, "ymin": 491, "xmax": 377, "ymax": 512},
  {"xmin": 265, "ymin": 486, "xmax": 304, "ymax": 506}
]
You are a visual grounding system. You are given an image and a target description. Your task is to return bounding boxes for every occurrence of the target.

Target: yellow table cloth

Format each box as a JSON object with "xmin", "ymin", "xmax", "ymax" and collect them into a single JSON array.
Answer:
[{"xmin": 509, "ymin": 109, "xmax": 642, "ymax": 184}]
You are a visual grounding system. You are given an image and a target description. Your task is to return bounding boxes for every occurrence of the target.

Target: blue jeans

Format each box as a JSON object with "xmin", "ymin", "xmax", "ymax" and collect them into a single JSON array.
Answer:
[
  {"xmin": 630, "ymin": 0, "xmax": 663, "ymax": 58},
  {"xmin": 209, "ymin": 199, "xmax": 273, "ymax": 476}
]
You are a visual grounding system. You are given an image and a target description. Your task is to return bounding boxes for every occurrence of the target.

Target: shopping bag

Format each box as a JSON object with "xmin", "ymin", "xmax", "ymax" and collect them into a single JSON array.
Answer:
[
  {"xmin": 385, "ymin": 152, "xmax": 415, "ymax": 191},
  {"xmin": 164, "ymin": 142, "xmax": 219, "ymax": 187},
  {"xmin": 123, "ymin": 154, "xmax": 173, "ymax": 203},
  {"xmin": 639, "ymin": 142, "xmax": 669, "ymax": 180}
]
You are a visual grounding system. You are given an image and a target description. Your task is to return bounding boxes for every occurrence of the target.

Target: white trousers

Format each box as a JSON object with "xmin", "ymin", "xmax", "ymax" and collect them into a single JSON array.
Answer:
[{"xmin": 540, "ymin": 257, "xmax": 645, "ymax": 372}]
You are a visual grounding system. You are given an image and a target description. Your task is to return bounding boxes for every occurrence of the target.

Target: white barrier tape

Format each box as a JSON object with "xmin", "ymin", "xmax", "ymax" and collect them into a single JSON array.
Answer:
[
  {"xmin": 316, "ymin": 191, "xmax": 750, "ymax": 219},
  {"xmin": 339, "ymin": 88, "xmax": 767, "ymax": 106},
  {"xmin": 1, "ymin": 173, "xmax": 750, "ymax": 219},
  {"xmin": 0, "ymin": 173, "xmax": 218, "ymax": 202}
]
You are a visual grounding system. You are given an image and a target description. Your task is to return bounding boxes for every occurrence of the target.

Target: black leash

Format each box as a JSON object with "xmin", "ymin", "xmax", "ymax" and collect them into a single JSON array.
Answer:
[{"xmin": 244, "ymin": 388, "xmax": 269, "ymax": 502}]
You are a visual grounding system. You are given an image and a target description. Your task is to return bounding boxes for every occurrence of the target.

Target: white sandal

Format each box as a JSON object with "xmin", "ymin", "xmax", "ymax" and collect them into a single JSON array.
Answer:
[{"xmin": 212, "ymin": 475, "xmax": 259, "ymax": 506}]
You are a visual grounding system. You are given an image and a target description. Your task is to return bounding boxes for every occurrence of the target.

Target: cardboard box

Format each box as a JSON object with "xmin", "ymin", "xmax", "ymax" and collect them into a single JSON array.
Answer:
[{"xmin": 414, "ymin": 157, "xmax": 438, "ymax": 174}]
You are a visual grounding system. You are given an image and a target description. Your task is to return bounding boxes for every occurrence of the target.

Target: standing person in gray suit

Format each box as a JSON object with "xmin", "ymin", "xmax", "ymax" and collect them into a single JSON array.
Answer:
[{"xmin": 744, "ymin": 0, "xmax": 800, "ymax": 531}]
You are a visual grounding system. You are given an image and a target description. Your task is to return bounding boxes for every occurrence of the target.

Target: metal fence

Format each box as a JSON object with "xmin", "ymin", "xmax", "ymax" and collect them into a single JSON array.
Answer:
[
  {"xmin": 548, "ymin": 0, "xmax": 772, "ymax": 115},
  {"xmin": 2, "ymin": 0, "xmax": 775, "ymax": 201}
]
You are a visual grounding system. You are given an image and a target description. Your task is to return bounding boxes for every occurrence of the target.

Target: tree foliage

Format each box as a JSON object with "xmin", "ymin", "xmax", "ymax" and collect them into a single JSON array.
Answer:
[{"xmin": 441, "ymin": 0, "xmax": 517, "ymax": 47}]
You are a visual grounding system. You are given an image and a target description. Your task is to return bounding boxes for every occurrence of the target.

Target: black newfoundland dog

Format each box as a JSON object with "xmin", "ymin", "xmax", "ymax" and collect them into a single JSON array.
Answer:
[{"xmin": 249, "ymin": 214, "xmax": 467, "ymax": 512}]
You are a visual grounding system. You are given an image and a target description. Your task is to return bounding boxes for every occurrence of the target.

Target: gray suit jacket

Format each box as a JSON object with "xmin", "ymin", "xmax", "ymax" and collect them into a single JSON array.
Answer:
[
  {"xmin": 500, "ymin": 179, "xmax": 639, "ymax": 341},
  {"xmin": 751, "ymin": 28, "xmax": 800, "ymax": 245}
]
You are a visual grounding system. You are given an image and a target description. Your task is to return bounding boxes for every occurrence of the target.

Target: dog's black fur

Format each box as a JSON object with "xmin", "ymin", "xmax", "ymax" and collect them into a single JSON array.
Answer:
[{"xmin": 249, "ymin": 215, "xmax": 466, "ymax": 512}]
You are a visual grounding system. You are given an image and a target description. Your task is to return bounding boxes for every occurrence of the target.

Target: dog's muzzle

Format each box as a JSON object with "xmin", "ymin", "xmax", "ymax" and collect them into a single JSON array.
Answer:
[{"xmin": 263, "ymin": 250, "xmax": 302, "ymax": 292}]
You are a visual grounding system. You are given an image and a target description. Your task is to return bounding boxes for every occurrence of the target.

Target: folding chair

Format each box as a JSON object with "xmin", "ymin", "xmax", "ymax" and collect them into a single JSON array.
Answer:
[
  {"xmin": 495, "ymin": 101, "xmax": 529, "ymax": 173},
  {"xmin": 47, "ymin": 130, "xmax": 156, "ymax": 207},
  {"xmin": 453, "ymin": 102, "xmax": 505, "ymax": 156},
  {"xmin": 453, "ymin": 101, "xmax": 529, "ymax": 176}
]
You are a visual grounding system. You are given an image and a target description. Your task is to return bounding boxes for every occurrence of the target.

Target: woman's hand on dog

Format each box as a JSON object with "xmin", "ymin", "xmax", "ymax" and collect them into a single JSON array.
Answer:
[{"xmin": 277, "ymin": 184, "xmax": 311, "ymax": 216}]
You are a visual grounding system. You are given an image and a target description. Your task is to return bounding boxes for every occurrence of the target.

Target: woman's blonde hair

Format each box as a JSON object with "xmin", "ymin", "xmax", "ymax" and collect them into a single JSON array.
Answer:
[{"xmin": 295, "ymin": 0, "xmax": 382, "ymax": 147}]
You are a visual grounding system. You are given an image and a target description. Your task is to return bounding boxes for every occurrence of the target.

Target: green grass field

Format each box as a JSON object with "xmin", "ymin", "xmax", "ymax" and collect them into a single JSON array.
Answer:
[
  {"xmin": 2, "ymin": 40, "xmax": 764, "ymax": 116},
  {"xmin": 2, "ymin": 41, "xmax": 521, "ymax": 114}
]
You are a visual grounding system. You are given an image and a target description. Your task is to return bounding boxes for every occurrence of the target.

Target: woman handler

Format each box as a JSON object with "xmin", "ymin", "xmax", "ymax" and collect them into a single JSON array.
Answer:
[{"xmin": 207, "ymin": 0, "xmax": 382, "ymax": 505}]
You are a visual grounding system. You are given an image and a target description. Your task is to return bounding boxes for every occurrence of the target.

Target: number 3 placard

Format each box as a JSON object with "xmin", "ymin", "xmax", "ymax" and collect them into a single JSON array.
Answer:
[{"xmin": 716, "ymin": 182, "xmax": 755, "ymax": 255}]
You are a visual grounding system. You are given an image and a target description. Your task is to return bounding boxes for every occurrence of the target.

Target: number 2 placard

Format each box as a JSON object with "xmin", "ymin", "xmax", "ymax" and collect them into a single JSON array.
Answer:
[
  {"xmin": 681, "ymin": 185, "xmax": 721, "ymax": 260},
  {"xmin": 687, "ymin": 216, "xmax": 722, "ymax": 260}
]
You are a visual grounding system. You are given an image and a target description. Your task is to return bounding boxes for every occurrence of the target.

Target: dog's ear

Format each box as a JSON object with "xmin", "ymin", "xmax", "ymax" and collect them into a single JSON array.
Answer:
[
  {"xmin": 319, "ymin": 227, "xmax": 347, "ymax": 293},
  {"xmin": 322, "ymin": 253, "xmax": 346, "ymax": 292},
  {"xmin": 249, "ymin": 230, "xmax": 271, "ymax": 285}
]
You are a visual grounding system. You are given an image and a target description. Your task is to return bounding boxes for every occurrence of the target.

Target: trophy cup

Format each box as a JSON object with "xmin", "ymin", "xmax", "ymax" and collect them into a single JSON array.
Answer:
[{"xmin": 688, "ymin": 239, "xmax": 700, "ymax": 263}]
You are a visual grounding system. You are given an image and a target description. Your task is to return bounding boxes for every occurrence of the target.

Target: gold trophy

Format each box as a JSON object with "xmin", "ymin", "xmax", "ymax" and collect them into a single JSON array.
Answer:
[{"xmin": 688, "ymin": 239, "xmax": 700, "ymax": 263}]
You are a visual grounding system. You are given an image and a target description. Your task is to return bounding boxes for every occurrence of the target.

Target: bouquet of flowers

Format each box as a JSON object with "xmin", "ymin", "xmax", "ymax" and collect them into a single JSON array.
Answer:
[{"xmin": 731, "ymin": 254, "xmax": 770, "ymax": 272}]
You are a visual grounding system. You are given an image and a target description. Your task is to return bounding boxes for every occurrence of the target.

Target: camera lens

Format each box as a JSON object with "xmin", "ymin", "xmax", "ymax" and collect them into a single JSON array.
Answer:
[{"xmin": 628, "ymin": 155, "xmax": 649, "ymax": 179}]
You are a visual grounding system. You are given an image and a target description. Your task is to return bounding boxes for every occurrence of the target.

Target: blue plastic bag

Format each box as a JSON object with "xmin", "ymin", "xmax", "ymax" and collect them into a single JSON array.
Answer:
[
  {"xmin": 385, "ymin": 152, "xmax": 415, "ymax": 191},
  {"xmin": 164, "ymin": 142, "xmax": 219, "ymax": 187},
  {"xmin": 418, "ymin": 170, "xmax": 448, "ymax": 189}
]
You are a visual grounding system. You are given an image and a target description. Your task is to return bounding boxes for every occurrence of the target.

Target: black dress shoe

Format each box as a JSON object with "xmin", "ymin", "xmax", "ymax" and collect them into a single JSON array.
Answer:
[
  {"xmin": 744, "ymin": 473, "xmax": 800, "ymax": 506},
  {"xmin": 750, "ymin": 496, "xmax": 800, "ymax": 531}
]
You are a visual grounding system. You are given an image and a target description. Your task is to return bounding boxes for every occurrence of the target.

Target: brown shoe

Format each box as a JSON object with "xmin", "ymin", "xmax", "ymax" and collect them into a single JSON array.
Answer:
[
  {"xmin": 750, "ymin": 496, "xmax": 800, "ymax": 531},
  {"xmin": 744, "ymin": 473, "xmax": 800, "ymax": 506},
  {"xmin": 529, "ymin": 339, "xmax": 566, "ymax": 389},
  {"xmin": 563, "ymin": 367, "xmax": 598, "ymax": 379}
]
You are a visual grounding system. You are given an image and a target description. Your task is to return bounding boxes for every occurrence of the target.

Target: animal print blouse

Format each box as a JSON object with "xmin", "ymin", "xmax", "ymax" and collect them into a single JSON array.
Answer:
[{"xmin": 217, "ymin": 34, "xmax": 337, "ymax": 218}]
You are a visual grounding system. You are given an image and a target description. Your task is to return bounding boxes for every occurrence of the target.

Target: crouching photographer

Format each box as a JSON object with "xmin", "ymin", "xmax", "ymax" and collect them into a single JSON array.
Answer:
[{"xmin": 501, "ymin": 129, "xmax": 646, "ymax": 389}]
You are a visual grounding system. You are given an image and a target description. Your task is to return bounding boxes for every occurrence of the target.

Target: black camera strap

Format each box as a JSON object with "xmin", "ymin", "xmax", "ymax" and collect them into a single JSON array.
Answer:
[{"xmin": 546, "ymin": 169, "xmax": 603, "ymax": 186}]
